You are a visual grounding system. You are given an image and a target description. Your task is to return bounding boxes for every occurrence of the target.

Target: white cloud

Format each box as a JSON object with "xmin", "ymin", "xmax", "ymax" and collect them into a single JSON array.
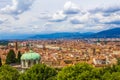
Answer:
[
  {"xmin": 0, "ymin": 18, "xmax": 8, "ymax": 24},
  {"xmin": 0, "ymin": 0, "xmax": 34, "ymax": 15},
  {"xmin": 0, "ymin": 0, "xmax": 120, "ymax": 35},
  {"xmin": 70, "ymin": 13, "xmax": 90, "ymax": 24},
  {"xmin": 39, "ymin": 1, "xmax": 120, "ymax": 33},
  {"xmin": 39, "ymin": 13, "xmax": 52, "ymax": 20},
  {"xmin": 99, "ymin": 13, "xmax": 120, "ymax": 24},
  {"xmin": 63, "ymin": 1, "xmax": 80, "ymax": 14},
  {"xmin": 49, "ymin": 11, "xmax": 67, "ymax": 22},
  {"xmin": 90, "ymin": 5, "xmax": 120, "ymax": 13},
  {"xmin": 39, "ymin": 1, "xmax": 81, "ymax": 22}
]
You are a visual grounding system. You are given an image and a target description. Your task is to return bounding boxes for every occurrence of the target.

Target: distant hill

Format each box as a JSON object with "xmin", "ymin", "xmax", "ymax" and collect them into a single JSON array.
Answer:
[
  {"xmin": 29, "ymin": 32, "xmax": 94, "ymax": 39},
  {"xmin": 90, "ymin": 28, "xmax": 120, "ymax": 38},
  {"xmin": 30, "ymin": 28, "xmax": 120, "ymax": 39},
  {"xmin": 1, "ymin": 28, "xmax": 120, "ymax": 40}
]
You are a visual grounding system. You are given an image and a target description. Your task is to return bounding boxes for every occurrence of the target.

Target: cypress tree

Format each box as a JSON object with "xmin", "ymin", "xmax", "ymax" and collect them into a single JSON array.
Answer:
[
  {"xmin": 6, "ymin": 49, "xmax": 16, "ymax": 64},
  {"xmin": 17, "ymin": 51, "xmax": 21, "ymax": 63}
]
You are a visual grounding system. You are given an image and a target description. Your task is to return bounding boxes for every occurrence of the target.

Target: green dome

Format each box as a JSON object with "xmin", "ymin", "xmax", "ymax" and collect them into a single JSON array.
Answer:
[{"xmin": 21, "ymin": 50, "xmax": 41, "ymax": 60}]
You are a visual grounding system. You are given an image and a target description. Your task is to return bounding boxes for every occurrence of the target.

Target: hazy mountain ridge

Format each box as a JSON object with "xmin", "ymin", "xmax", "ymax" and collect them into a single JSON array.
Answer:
[
  {"xmin": 0, "ymin": 28, "xmax": 120, "ymax": 40},
  {"xmin": 90, "ymin": 28, "xmax": 120, "ymax": 38},
  {"xmin": 30, "ymin": 32, "xmax": 85, "ymax": 39},
  {"xmin": 30, "ymin": 28, "xmax": 120, "ymax": 39}
]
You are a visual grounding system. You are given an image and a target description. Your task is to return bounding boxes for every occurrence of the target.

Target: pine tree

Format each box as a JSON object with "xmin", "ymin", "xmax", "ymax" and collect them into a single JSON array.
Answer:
[
  {"xmin": 0, "ymin": 57, "xmax": 2, "ymax": 67},
  {"xmin": 6, "ymin": 49, "xmax": 16, "ymax": 64},
  {"xmin": 17, "ymin": 51, "xmax": 21, "ymax": 63}
]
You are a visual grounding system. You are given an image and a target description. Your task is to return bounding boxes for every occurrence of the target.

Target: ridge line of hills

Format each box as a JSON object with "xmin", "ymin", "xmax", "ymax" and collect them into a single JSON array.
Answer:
[
  {"xmin": 30, "ymin": 28, "xmax": 120, "ymax": 39},
  {"xmin": 0, "ymin": 28, "xmax": 120, "ymax": 40}
]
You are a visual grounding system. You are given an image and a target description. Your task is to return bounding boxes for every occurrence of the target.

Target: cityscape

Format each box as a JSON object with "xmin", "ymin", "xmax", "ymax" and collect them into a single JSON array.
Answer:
[
  {"xmin": 0, "ymin": 39, "xmax": 120, "ymax": 67},
  {"xmin": 0, "ymin": 0, "xmax": 120, "ymax": 80}
]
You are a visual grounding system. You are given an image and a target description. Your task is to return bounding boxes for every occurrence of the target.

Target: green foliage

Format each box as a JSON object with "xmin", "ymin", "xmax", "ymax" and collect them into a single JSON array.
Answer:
[
  {"xmin": 89, "ymin": 68, "xmax": 103, "ymax": 80},
  {"xmin": 0, "ymin": 62, "xmax": 120, "ymax": 80},
  {"xmin": 117, "ymin": 58, "xmax": 120, "ymax": 65},
  {"xmin": 0, "ymin": 57, "xmax": 2, "ymax": 67},
  {"xmin": 101, "ymin": 65, "xmax": 120, "ymax": 80},
  {"xmin": 102, "ymin": 71, "xmax": 111, "ymax": 80},
  {"xmin": 19, "ymin": 64, "xmax": 57, "ymax": 80},
  {"xmin": 17, "ymin": 51, "xmax": 22, "ymax": 63},
  {"xmin": 57, "ymin": 63, "xmax": 93, "ymax": 80},
  {"xmin": 55, "ymin": 67, "xmax": 62, "ymax": 72},
  {"xmin": 0, "ymin": 65, "xmax": 19, "ymax": 80},
  {"xmin": 57, "ymin": 63, "xmax": 120, "ymax": 80},
  {"xmin": 111, "ymin": 72, "xmax": 120, "ymax": 80},
  {"xmin": 6, "ymin": 49, "xmax": 17, "ymax": 64}
]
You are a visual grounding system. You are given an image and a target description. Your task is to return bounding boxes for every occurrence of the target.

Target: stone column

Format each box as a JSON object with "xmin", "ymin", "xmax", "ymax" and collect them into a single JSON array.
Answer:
[
  {"xmin": 21, "ymin": 60, "xmax": 24, "ymax": 68},
  {"xmin": 36, "ymin": 60, "xmax": 39, "ymax": 64},
  {"xmin": 25, "ymin": 60, "xmax": 28, "ymax": 68},
  {"xmin": 31, "ymin": 60, "xmax": 34, "ymax": 66}
]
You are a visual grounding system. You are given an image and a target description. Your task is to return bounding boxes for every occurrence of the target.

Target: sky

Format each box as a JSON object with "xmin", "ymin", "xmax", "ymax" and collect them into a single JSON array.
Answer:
[{"xmin": 0, "ymin": 0, "xmax": 120, "ymax": 35}]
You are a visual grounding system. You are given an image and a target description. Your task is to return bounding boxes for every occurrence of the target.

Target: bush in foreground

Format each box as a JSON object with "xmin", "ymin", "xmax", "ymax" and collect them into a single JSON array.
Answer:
[
  {"xmin": 0, "ymin": 65, "xmax": 19, "ymax": 80},
  {"xmin": 19, "ymin": 64, "xmax": 57, "ymax": 80},
  {"xmin": 57, "ymin": 63, "xmax": 94, "ymax": 80}
]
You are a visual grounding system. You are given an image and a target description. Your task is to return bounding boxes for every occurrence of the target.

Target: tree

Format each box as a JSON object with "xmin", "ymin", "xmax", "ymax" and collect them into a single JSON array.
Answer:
[
  {"xmin": 117, "ymin": 58, "xmax": 120, "ymax": 65},
  {"xmin": 19, "ymin": 64, "xmax": 57, "ymax": 80},
  {"xmin": 102, "ymin": 72, "xmax": 111, "ymax": 80},
  {"xmin": 90, "ymin": 68, "xmax": 103, "ymax": 80},
  {"xmin": 17, "ymin": 51, "xmax": 22, "ymax": 63},
  {"xmin": 6, "ymin": 49, "xmax": 16, "ymax": 64},
  {"xmin": 0, "ymin": 65, "xmax": 19, "ymax": 80},
  {"xmin": 57, "ymin": 63, "xmax": 93, "ymax": 80},
  {"xmin": 0, "ymin": 57, "xmax": 2, "ymax": 67},
  {"xmin": 111, "ymin": 72, "xmax": 120, "ymax": 80}
]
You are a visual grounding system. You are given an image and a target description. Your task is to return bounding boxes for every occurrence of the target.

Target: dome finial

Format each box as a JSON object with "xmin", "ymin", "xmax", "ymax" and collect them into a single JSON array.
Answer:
[
  {"xmin": 29, "ymin": 50, "xmax": 33, "ymax": 53},
  {"xmin": 29, "ymin": 47, "xmax": 33, "ymax": 53}
]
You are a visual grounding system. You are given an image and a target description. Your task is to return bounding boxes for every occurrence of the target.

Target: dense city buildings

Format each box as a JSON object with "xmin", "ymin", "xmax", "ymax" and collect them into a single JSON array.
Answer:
[{"xmin": 0, "ymin": 39, "xmax": 120, "ymax": 68}]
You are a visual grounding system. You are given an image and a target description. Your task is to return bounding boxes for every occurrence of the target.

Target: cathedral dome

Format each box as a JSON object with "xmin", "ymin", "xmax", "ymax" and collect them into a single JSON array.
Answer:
[{"xmin": 21, "ymin": 50, "xmax": 40, "ymax": 60}]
